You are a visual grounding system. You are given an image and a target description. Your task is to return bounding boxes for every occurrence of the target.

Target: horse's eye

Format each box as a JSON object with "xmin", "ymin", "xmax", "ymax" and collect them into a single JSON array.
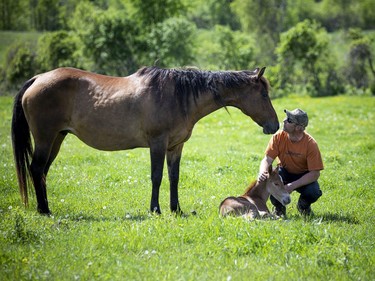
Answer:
[{"xmin": 261, "ymin": 90, "xmax": 268, "ymax": 98}]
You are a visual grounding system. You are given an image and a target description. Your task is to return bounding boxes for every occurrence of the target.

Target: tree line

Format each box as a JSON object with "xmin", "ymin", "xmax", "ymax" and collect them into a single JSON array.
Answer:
[{"xmin": 1, "ymin": 0, "xmax": 374, "ymax": 96}]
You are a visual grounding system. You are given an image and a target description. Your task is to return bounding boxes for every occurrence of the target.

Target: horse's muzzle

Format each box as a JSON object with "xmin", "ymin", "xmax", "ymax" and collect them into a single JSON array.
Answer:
[
  {"xmin": 263, "ymin": 122, "xmax": 279, "ymax": 134},
  {"xmin": 281, "ymin": 195, "xmax": 291, "ymax": 206}
]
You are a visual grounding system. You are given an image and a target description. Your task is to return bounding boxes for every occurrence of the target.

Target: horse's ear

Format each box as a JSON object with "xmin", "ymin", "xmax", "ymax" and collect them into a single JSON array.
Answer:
[
  {"xmin": 257, "ymin": 67, "xmax": 266, "ymax": 80},
  {"xmin": 271, "ymin": 166, "xmax": 278, "ymax": 175},
  {"xmin": 268, "ymin": 165, "xmax": 272, "ymax": 174}
]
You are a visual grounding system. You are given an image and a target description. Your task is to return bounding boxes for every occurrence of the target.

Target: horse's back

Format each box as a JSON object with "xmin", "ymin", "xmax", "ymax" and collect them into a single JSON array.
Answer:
[
  {"xmin": 219, "ymin": 196, "xmax": 258, "ymax": 217},
  {"xmin": 21, "ymin": 68, "xmax": 150, "ymax": 149},
  {"xmin": 22, "ymin": 67, "xmax": 120, "ymax": 108}
]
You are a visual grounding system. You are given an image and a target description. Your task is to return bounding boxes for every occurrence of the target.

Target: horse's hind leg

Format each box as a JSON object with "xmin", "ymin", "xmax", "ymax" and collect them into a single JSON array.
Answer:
[
  {"xmin": 44, "ymin": 132, "xmax": 67, "ymax": 176},
  {"xmin": 32, "ymin": 132, "xmax": 67, "ymax": 214},
  {"xmin": 30, "ymin": 138, "xmax": 56, "ymax": 215}
]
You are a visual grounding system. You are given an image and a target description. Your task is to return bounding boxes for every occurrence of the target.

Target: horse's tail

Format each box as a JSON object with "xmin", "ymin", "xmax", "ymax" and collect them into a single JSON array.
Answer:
[{"xmin": 11, "ymin": 77, "xmax": 37, "ymax": 207}]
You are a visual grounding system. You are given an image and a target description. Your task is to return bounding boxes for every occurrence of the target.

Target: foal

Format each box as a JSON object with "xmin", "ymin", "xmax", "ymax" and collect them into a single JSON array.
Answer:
[{"xmin": 219, "ymin": 166, "xmax": 291, "ymax": 219}]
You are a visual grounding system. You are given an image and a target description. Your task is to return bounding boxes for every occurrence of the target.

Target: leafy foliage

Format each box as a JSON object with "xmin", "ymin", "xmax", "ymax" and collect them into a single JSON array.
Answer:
[
  {"xmin": 37, "ymin": 31, "xmax": 83, "ymax": 71},
  {"xmin": 147, "ymin": 17, "xmax": 196, "ymax": 67},
  {"xmin": 69, "ymin": 2, "xmax": 142, "ymax": 75},
  {"xmin": 133, "ymin": 0, "xmax": 186, "ymax": 27},
  {"xmin": 188, "ymin": 0, "xmax": 240, "ymax": 30},
  {"xmin": 30, "ymin": 0, "xmax": 62, "ymax": 31},
  {"xmin": 275, "ymin": 20, "xmax": 340, "ymax": 96},
  {"xmin": 211, "ymin": 25, "xmax": 255, "ymax": 70},
  {"xmin": 345, "ymin": 29, "xmax": 375, "ymax": 89},
  {"xmin": 0, "ymin": 0, "xmax": 374, "ymax": 96},
  {"xmin": 1, "ymin": 42, "xmax": 37, "ymax": 91}
]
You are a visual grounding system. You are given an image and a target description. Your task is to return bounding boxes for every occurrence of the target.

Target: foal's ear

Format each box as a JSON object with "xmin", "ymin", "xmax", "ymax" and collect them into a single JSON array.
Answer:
[
  {"xmin": 269, "ymin": 165, "xmax": 279, "ymax": 176},
  {"xmin": 268, "ymin": 165, "xmax": 273, "ymax": 174},
  {"xmin": 257, "ymin": 67, "xmax": 266, "ymax": 80}
]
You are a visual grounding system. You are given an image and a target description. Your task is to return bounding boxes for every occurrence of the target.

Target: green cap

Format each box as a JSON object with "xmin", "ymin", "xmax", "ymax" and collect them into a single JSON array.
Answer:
[{"xmin": 284, "ymin": 108, "xmax": 308, "ymax": 127}]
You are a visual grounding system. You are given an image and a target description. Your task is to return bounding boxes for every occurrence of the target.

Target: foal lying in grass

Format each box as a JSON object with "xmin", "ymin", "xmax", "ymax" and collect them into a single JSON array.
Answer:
[{"xmin": 219, "ymin": 166, "xmax": 291, "ymax": 219}]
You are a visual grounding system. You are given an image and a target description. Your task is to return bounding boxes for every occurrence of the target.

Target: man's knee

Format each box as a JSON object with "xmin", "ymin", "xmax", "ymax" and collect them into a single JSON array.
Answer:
[{"xmin": 298, "ymin": 182, "xmax": 322, "ymax": 203}]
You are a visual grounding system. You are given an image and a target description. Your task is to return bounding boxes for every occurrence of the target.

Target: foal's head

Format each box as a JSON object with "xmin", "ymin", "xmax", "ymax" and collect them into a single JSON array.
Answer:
[{"xmin": 266, "ymin": 166, "xmax": 291, "ymax": 206}]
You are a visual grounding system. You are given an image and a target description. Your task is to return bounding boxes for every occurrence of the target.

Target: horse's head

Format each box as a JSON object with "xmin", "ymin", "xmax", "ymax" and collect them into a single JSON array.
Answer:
[
  {"xmin": 229, "ymin": 67, "xmax": 279, "ymax": 134},
  {"xmin": 266, "ymin": 166, "xmax": 291, "ymax": 206}
]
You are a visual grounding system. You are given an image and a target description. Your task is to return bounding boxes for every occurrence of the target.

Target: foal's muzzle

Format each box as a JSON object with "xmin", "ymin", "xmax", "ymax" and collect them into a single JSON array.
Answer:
[{"xmin": 281, "ymin": 195, "xmax": 291, "ymax": 206}]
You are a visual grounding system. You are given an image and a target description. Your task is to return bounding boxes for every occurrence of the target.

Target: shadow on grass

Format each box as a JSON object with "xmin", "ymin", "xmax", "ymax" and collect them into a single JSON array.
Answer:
[
  {"xmin": 68, "ymin": 213, "xmax": 149, "ymax": 222},
  {"xmin": 318, "ymin": 212, "xmax": 360, "ymax": 224},
  {"xmin": 288, "ymin": 212, "xmax": 359, "ymax": 224},
  {"xmin": 56, "ymin": 210, "xmax": 197, "ymax": 223},
  {"xmin": 286, "ymin": 212, "xmax": 360, "ymax": 224}
]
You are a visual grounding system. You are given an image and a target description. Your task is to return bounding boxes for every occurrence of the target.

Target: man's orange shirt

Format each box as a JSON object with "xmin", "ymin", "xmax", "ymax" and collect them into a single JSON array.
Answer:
[{"xmin": 265, "ymin": 131, "xmax": 324, "ymax": 174}]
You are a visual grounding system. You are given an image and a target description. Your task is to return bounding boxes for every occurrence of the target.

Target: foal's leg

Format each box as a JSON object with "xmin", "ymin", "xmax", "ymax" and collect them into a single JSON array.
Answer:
[
  {"xmin": 149, "ymin": 139, "xmax": 167, "ymax": 214},
  {"xmin": 167, "ymin": 143, "xmax": 184, "ymax": 214}
]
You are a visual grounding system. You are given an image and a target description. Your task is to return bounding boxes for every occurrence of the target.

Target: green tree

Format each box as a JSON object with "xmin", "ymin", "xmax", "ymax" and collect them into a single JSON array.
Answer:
[
  {"xmin": 357, "ymin": 0, "xmax": 375, "ymax": 29},
  {"xmin": 187, "ymin": 0, "xmax": 240, "ymax": 30},
  {"xmin": 346, "ymin": 29, "xmax": 375, "ymax": 89},
  {"xmin": 276, "ymin": 20, "xmax": 334, "ymax": 96},
  {"xmin": 231, "ymin": 0, "xmax": 290, "ymax": 64},
  {"xmin": 318, "ymin": 0, "xmax": 360, "ymax": 31},
  {"xmin": 37, "ymin": 31, "xmax": 83, "ymax": 71},
  {"xmin": 72, "ymin": 3, "xmax": 141, "ymax": 75},
  {"xmin": 2, "ymin": 42, "xmax": 37, "ymax": 90},
  {"xmin": 146, "ymin": 17, "xmax": 196, "ymax": 67},
  {"xmin": 0, "ymin": 0, "xmax": 29, "ymax": 30},
  {"xmin": 214, "ymin": 25, "xmax": 254, "ymax": 70},
  {"xmin": 57, "ymin": 0, "xmax": 82, "ymax": 30},
  {"xmin": 133, "ymin": 0, "xmax": 186, "ymax": 28},
  {"xmin": 30, "ymin": 0, "xmax": 61, "ymax": 31}
]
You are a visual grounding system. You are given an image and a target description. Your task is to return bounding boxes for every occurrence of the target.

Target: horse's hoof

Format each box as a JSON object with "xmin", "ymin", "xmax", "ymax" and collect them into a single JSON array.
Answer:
[
  {"xmin": 38, "ymin": 209, "xmax": 52, "ymax": 216},
  {"xmin": 151, "ymin": 206, "xmax": 161, "ymax": 215},
  {"xmin": 171, "ymin": 207, "xmax": 184, "ymax": 216}
]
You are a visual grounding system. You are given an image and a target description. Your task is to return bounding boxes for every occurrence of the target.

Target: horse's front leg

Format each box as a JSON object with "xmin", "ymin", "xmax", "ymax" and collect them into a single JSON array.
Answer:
[
  {"xmin": 149, "ymin": 140, "xmax": 167, "ymax": 214},
  {"xmin": 167, "ymin": 143, "xmax": 184, "ymax": 214}
]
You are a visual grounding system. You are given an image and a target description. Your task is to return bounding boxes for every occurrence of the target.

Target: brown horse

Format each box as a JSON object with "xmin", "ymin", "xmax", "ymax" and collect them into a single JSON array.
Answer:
[
  {"xmin": 219, "ymin": 166, "xmax": 290, "ymax": 219},
  {"xmin": 11, "ymin": 66, "xmax": 279, "ymax": 215}
]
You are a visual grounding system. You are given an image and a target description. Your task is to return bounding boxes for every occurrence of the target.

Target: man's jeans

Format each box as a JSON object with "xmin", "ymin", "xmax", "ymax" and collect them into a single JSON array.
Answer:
[{"xmin": 270, "ymin": 167, "xmax": 322, "ymax": 210}]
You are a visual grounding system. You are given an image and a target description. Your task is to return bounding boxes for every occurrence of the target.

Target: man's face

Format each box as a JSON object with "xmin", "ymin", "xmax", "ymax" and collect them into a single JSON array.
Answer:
[{"xmin": 282, "ymin": 117, "xmax": 297, "ymax": 133}]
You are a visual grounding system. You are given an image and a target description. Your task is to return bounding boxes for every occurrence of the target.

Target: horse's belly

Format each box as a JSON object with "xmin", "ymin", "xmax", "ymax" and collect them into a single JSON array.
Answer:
[{"xmin": 69, "ymin": 126, "xmax": 148, "ymax": 151}]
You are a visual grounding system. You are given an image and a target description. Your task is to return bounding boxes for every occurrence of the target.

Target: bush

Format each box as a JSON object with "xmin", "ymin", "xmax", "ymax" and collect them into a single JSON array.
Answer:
[
  {"xmin": 37, "ymin": 31, "xmax": 84, "ymax": 71},
  {"xmin": 344, "ymin": 29, "xmax": 375, "ymax": 89},
  {"xmin": 72, "ymin": 4, "xmax": 141, "ymax": 75},
  {"xmin": 146, "ymin": 17, "xmax": 196, "ymax": 67},
  {"xmin": 274, "ymin": 19, "xmax": 345, "ymax": 96},
  {"xmin": 194, "ymin": 26, "xmax": 255, "ymax": 71},
  {"xmin": 1, "ymin": 42, "xmax": 38, "ymax": 93}
]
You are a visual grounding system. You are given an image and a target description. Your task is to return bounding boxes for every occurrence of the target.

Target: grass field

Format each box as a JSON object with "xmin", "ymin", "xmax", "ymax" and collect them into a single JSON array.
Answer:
[{"xmin": 0, "ymin": 95, "xmax": 374, "ymax": 280}]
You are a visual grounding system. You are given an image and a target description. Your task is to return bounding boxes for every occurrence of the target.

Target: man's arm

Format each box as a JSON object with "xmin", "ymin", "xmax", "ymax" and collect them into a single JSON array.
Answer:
[
  {"xmin": 286, "ymin": 170, "xmax": 320, "ymax": 193},
  {"xmin": 258, "ymin": 155, "xmax": 274, "ymax": 181}
]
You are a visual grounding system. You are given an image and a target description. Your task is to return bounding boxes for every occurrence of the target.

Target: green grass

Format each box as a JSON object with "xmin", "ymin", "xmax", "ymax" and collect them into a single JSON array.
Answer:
[{"xmin": 0, "ymin": 95, "xmax": 374, "ymax": 280}]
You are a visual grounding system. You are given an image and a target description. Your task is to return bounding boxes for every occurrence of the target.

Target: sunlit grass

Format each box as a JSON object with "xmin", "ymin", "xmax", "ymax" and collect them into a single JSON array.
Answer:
[{"xmin": 0, "ymin": 95, "xmax": 374, "ymax": 280}]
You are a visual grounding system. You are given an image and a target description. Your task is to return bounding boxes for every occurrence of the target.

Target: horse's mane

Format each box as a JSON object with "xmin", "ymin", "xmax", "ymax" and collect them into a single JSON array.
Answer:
[
  {"xmin": 137, "ymin": 66, "xmax": 268, "ymax": 115},
  {"xmin": 242, "ymin": 180, "xmax": 258, "ymax": 196}
]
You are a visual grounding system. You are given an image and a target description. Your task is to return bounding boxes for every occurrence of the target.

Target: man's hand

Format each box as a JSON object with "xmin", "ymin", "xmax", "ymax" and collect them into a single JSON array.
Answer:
[
  {"xmin": 258, "ymin": 156, "xmax": 274, "ymax": 182},
  {"xmin": 258, "ymin": 171, "xmax": 269, "ymax": 182},
  {"xmin": 286, "ymin": 183, "xmax": 295, "ymax": 193}
]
